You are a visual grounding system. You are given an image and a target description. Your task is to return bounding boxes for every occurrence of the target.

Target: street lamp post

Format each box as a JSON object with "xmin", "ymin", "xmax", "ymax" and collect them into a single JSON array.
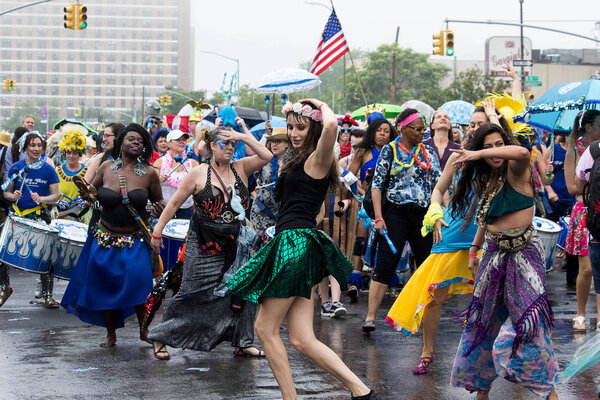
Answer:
[
  {"xmin": 198, "ymin": 50, "xmax": 240, "ymax": 102},
  {"xmin": 120, "ymin": 63, "xmax": 136, "ymax": 122}
]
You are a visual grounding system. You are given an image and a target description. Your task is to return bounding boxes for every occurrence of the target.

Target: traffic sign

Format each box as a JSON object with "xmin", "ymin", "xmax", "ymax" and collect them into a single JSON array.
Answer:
[
  {"xmin": 525, "ymin": 81, "xmax": 542, "ymax": 87},
  {"xmin": 40, "ymin": 106, "xmax": 48, "ymax": 123},
  {"xmin": 526, "ymin": 76, "xmax": 539, "ymax": 81},
  {"xmin": 513, "ymin": 59, "xmax": 534, "ymax": 67}
]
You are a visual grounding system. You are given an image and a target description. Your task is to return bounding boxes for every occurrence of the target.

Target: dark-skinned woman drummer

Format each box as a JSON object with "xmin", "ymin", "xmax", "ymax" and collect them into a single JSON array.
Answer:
[
  {"xmin": 0, "ymin": 131, "xmax": 60, "ymax": 308},
  {"xmin": 149, "ymin": 117, "xmax": 272, "ymax": 360},
  {"xmin": 61, "ymin": 124, "xmax": 164, "ymax": 348},
  {"xmin": 226, "ymin": 99, "xmax": 381, "ymax": 400}
]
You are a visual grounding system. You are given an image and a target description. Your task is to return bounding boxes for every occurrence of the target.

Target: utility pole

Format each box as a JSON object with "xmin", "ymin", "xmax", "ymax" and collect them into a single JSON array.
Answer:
[
  {"xmin": 391, "ymin": 26, "xmax": 399, "ymax": 104},
  {"xmin": 519, "ymin": 0, "xmax": 525, "ymax": 91},
  {"xmin": 343, "ymin": 54, "xmax": 346, "ymax": 114}
]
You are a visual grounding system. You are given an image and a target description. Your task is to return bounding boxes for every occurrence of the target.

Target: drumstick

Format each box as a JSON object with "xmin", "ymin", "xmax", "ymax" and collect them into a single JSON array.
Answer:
[
  {"xmin": 165, "ymin": 156, "xmax": 190, "ymax": 177},
  {"xmin": 382, "ymin": 229, "xmax": 398, "ymax": 254},
  {"xmin": 21, "ymin": 182, "xmax": 40, "ymax": 205}
]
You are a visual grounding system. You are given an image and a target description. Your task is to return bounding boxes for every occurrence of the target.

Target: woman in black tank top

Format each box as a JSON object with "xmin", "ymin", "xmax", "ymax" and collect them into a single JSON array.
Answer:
[{"xmin": 226, "ymin": 99, "xmax": 380, "ymax": 400}]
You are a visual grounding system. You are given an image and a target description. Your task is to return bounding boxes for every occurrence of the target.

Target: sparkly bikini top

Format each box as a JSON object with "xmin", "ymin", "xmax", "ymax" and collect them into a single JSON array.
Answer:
[{"xmin": 193, "ymin": 164, "xmax": 250, "ymax": 223}]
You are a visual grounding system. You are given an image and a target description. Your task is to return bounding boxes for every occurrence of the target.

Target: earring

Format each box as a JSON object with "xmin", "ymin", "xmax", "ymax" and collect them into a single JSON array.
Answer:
[{"xmin": 133, "ymin": 160, "xmax": 147, "ymax": 177}]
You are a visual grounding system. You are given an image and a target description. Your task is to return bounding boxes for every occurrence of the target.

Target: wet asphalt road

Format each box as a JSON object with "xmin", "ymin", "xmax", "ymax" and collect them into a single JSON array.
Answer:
[{"xmin": 0, "ymin": 263, "xmax": 598, "ymax": 400}]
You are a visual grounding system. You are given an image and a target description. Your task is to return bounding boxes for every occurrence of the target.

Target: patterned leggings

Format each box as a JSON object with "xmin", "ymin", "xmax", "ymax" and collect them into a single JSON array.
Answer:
[{"xmin": 450, "ymin": 303, "xmax": 558, "ymax": 398}]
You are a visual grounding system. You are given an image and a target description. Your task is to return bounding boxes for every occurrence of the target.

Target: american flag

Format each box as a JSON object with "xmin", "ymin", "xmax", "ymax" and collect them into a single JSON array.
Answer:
[{"xmin": 309, "ymin": 9, "xmax": 349, "ymax": 76}]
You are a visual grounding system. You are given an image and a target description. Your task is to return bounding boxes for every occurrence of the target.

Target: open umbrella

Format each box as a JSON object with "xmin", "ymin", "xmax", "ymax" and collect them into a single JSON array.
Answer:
[
  {"xmin": 441, "ymin": 100, "xmax": 475, "ymax": 125},
  {"xmin": 253, "ymin": 68, "xmax": 321, "ymax": 94},
  {"xmin": 350, "ymin": 104, "xmax": 404, "ymax": 121},
  {"xmin": 202, "ymin": 106, "xmax": 266, "ymax": 129},
  {"xmin": 515, "ymin": 79, "xmax": 600, "ymax": 134},
  {"xmin": 401, "ymin": 100, "xmax": 436, "ymax": 125},
  {"xmin": 249, "ymin": 116, "xmax": 287, "ymax": 140}
]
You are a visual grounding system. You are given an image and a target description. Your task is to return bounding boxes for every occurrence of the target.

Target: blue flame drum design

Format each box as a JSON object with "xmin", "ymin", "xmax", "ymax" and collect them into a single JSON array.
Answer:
[
  {"xmin": 161, "ymin": 219, "xmax": 189, "ymax": 271},
  {"xmin": 0, "ymin": 214, "xmax": 59, "ymax": 274},
  {"xmin": 50, "ymin": 220, "xmax": 88, "ymax": 280}
]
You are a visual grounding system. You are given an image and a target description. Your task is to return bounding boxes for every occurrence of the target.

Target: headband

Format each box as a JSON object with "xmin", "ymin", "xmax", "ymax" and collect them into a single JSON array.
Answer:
[
  {"xmin": 281, "ymin": 101, "xmax": 322, "ymax": 122},
  {"xmin": 397, "ymin": 113, "xmax": 423, "ymax": 129},
  {"xmin": 17, "ymin": 131, "xmax": 43, "ymax": 152}
]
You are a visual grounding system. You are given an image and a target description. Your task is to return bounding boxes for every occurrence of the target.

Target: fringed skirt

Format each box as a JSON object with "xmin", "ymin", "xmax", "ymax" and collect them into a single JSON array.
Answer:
[
  {"xmin": 61, "ymin": 228, "xmax": 153, "ymax": 329},
  {"xmin": 450, "ymin": 234, "xmax": 558, "ymax": 397},
  {"xmin": 225, "ymin": 228, "xmax": 353, "ymax": 303},
  {"xmin": 148, "ymin": 230, "xmax": 257, "ymax": 351},
  {"xmin": 385, "ymin": 249, "xmax": 474, "ymax": 336}
]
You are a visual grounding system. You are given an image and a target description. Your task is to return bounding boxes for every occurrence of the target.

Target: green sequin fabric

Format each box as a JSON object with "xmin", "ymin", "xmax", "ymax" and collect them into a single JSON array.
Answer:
[{"xmin": 225, "ymin": 228, "xmax": 353, "ymax": 303}]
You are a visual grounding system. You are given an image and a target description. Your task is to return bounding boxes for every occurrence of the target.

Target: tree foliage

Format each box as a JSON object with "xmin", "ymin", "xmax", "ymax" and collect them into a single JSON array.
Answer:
[{"xmin": 444, "ymin": 67, "xmax": 510, "ymax": 104}]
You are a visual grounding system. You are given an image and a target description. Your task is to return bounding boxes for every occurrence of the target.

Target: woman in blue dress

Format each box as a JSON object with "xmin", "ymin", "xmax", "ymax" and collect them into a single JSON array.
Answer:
[{"xmin": 61, "ymin": 124, "xmax": 164, "ymax": 348}]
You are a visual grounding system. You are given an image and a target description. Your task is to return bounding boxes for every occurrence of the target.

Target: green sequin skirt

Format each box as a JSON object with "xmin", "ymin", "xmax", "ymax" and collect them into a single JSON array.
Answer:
[{"xmin": 225, "ymin": 228, "xmax": 353, "ymax": 303}]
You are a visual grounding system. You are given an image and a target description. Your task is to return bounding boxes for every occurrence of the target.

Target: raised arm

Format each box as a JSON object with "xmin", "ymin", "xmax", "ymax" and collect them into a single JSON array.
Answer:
[
  {"xmin": 229, "ymin": 118, "xmax": 272, "ymax": 177},
  {"xmin": 452, "ymin": 145, "xmax": 531, "ymax": 177},
  {"xmin": 303, "ymin": 99, "xmax": 337, "ymax": 173}
]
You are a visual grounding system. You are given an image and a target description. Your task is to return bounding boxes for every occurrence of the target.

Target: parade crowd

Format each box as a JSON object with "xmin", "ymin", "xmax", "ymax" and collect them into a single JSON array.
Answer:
[{"xmin": 4, "ymin": 63, "xmax": 600, "ymax": 400}]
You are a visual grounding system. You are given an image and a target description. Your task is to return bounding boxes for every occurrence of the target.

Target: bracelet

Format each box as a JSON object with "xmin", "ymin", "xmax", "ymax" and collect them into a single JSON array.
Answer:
[
  {"xmin": 470, "ymin": 244, "xmax": 481, "ymax": 249},
  {"xmin": 545, "ymin": 173, "xmax": 554, "ymax": 180},
  {"xmin": 373, "ymin": 217, "xmax": 383, "ymax": 223},
  {"xmin": 151, "ymin": 233, "xmax": 162, "ymax": 240},
  {"xmin": 319, "ymin": 103, "xmax": 326, "ymax": 110},
  {"xmin": 487, "ymin": 113, "xmax": 497, "ymax": 119},
  {"xmin": 468, "ymin": 254, "xmax": 478, "ymax": 258}
]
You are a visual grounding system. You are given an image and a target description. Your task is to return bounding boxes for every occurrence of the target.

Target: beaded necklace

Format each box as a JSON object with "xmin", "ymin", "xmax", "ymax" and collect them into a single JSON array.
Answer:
[
  {"xmin": 475, "ymin": 175, "xmax": 505, "ymax": 226},
  {"xmin": 57, "ymin": 162, "xmax": 87, "ymax": 182}
]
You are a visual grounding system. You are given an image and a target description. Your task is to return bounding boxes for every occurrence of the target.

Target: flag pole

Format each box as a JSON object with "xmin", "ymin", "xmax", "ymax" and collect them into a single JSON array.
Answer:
[{"xmin": 330, "ymin": 1, "xmax": 368, "ymax": 106}]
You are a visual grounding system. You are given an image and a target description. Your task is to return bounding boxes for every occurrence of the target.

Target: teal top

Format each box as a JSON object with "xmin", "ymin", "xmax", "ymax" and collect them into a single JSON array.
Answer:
[{"xmin": 486, "ymin": 181, "xmax": 535, "ymax": 224}]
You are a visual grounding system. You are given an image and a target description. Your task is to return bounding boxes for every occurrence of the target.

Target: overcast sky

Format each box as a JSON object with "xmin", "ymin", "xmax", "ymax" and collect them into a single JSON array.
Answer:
[{"xmin": 190, "ymin": 0, "xmax": 599, "ymax": 93}]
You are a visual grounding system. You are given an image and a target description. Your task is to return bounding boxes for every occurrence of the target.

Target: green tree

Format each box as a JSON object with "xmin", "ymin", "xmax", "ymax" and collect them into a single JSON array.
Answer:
[
  {"xmin": 444, "ymin": 67, "xmax": 510, "ymax": 104},
  {"xmin": 344, "ymin": 44, "xmax": 450, "ymax": 111}
]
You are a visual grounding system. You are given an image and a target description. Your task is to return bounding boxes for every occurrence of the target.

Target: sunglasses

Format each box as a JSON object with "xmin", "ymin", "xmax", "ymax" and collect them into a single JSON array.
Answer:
[
  {"xmin": 217, "ymin": 139, "xmax": 236, "ymax": 148},
  {"xmin": 340, "ymin": 128, "xmax": 351, "ymax": 134}
]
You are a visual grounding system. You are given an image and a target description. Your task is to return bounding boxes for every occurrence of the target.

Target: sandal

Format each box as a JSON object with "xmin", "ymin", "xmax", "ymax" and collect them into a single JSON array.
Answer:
[
  {"xmin": 44, "ymin": 297, "xmax": 60, "ymax": 309},
  {"xmin": 412, "ymin": 353, "xmax": 436, "ymax": 375},
  {"xmin": 153, "ymin": 344, "xmax": 170, "ymax": 360},
  {"xmin": 233, "ymin": 347, "xmax": 266, "ymax": 358},
  {"xmin": 0, "ymin": 287, "xmax": 13, "ymax": 308},
  {"xmin": 362, "ymin": 319, "xmax": 376, "ymax": 333},
  {"xmin": 573, "ymin": 315, "xmax": 587, "ymax": 332}
]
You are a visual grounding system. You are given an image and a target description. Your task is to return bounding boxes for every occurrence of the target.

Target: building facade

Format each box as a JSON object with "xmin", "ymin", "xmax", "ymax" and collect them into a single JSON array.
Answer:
[{"xmin": 0, "ymin": 0, "xmax": 193, "ymax": 122}]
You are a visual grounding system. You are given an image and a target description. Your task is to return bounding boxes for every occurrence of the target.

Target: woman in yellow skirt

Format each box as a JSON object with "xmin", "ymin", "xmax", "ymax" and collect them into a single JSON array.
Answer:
[{"xmin": 385, "ymin": 149, "xmax": 477, "ymax": 375}]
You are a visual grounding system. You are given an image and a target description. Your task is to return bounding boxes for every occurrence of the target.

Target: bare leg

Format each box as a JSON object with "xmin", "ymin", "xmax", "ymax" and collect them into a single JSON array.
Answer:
[
  {"xmin": 547, "ymin": 388, "xmax": 558, "ymax": 399},
  {"xmin": 254, "ymin": 297, "xmax": 297, "ymax": 400},
  {"xmin": 286, "ymin": 293, "xmax": 370, "ymax": 397},
  {"xmin": 421, "ymin": 285, "xmax": 449, "ymax": 357},
  {"xmin": 100, "ymin": 310, "xmax": 117, "ymax": 348},
  {"xmin": 365, "ymin": 281, "xmax": 387, "ymax": 322},
  {"xmin": 134, "ymin": 304, "xmax": 152, "ymax": 345},
  {"xmin": 575, "ymin": 255, "xmax": 592, "ymax": 329},
  {"xmin": 318, "ymin": 276, "xmax": 330, "ymax": 305},
  {"xmin": 329, "ymin": 276, "xmax": 341, "ymax": 303}
]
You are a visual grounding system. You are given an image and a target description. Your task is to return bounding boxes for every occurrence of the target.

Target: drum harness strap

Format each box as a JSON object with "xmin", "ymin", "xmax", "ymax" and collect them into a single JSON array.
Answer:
[{"xmin": 11, "ymin": 203, "xmax": 44, "ymax": 217}]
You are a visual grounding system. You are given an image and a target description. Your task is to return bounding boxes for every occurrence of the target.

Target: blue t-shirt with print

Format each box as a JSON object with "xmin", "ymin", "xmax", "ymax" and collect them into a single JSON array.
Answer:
[{"xmin": 9, "ymin": 159, "xmax": 59, "ymax": 210}]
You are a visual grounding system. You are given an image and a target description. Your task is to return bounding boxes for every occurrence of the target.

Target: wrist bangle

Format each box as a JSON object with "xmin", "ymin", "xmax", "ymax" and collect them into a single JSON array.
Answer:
[
  {"xmin": 151, "ymin": 233, "xmax": 162, "ymax": 240},
  {"xmin": 470, "ymin": 244, "xmax": 481, "ymax": 249},
  {"xmin": 373, "ymin": 217, "xmax": 383, "ymax": 223},
  {"xmin": 468, "ymin": 254, "xmax": 478, "ymax": 258},
  {"xmin": 319, "ymin": 103, "xmax": 326, "ymax": 110}
]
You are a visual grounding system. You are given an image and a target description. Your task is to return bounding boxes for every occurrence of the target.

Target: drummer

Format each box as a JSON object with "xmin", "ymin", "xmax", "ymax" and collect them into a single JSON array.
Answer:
[
  {"xmin": 0, "ymin": 131, "xmax": 60, "ymax": 308},
  {"xmin": 153, "ymin": 129, "xmax": 198, "ymax": 220},
  {"xmin": 55, "ymin": 130, "xmax": 89, "ymax": 222}
]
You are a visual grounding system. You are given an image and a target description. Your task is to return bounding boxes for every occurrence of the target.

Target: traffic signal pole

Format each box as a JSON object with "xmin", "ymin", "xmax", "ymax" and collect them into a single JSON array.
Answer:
[{"xmin": 0, "ymin": 0, "xmax": 52, "ymax": 17}]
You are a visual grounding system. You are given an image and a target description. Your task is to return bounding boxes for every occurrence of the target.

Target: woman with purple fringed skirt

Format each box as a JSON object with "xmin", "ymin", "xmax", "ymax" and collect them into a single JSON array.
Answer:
[{"xmin": 447, "ymin": 120, "xmax": 558, "ymax": 400}]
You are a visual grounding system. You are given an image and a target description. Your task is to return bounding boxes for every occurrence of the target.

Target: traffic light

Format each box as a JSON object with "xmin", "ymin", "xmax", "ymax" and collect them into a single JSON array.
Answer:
[
  {"xmin": 445, "ymin": 30, "xmax": 455, "ymax": 56},
  {"xmin": 432, "ymin": 31, "xmax": 444, "ymax": 56},
  {"xmin": 159, "ymin": 95, "xmax": 172, "ymax": 107},
  {"xmin": 64, "ymin": 4, "xmax": 76, "ymax": 29},
  {"xmin": 74, "ymin": 109, "xmax": 81, "ymax": 117},
  {"xmin": 77, "ymin": 3, "xmax": 87, "ymax": 30},
  {"xmin": 8, "ymin": 79, "xmax": 15, "ymax": 91}
]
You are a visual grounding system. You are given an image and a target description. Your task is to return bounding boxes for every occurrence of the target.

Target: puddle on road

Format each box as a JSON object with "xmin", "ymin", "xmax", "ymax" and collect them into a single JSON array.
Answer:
[
  {"xmin": 73, "ymin": 367, "xmax": 99, "ymax": 372},
  {"xmin": 7, "ymin": 317, "xmax": 30, "ymax": 321},
  {"xmin": 186, "ymin": 368, "xmax": 210, "ymax": 372}
]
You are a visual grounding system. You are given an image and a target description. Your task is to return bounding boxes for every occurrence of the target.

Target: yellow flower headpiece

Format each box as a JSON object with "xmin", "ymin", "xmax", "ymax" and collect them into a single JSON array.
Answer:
[
  {"xmin": 476, "ymin": 92, "xmax": 533, "ymax": 136},
  {"xmin": 58, "ymin": 129, "xmax": 87, "ymax": 153},
  {"xmin": 364, "ymin": 104, "xmax": 386, "ymax": 121}
]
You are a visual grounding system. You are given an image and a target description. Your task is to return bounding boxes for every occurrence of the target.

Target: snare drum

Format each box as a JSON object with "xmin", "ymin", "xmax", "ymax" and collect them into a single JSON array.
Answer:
[
  {"xmin": 50, "ymin": 220, "xmax": 88, "ymax": 280},
  {"xmin": 533, "ymin": 216, "xmax": 562, "ymax": 271},
  {"xmin": 161, "ymin": 219, "xmax": 190, "ymax": 271},
  {"xmin": 0, "ymin": 214, "xmax": 59, "ymax": 274}
]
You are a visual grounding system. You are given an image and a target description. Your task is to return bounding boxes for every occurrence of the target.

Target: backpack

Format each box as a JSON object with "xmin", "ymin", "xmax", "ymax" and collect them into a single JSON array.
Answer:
[{"xmin": 584, "ymin": 140, "xmax": 600, "ymax": 239}]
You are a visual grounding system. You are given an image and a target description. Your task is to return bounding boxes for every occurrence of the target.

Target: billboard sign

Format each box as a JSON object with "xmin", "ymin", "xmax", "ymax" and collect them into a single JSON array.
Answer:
[{"xmin": 485, "ymin": 36, "xmax": 532, "ymax": 77}]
